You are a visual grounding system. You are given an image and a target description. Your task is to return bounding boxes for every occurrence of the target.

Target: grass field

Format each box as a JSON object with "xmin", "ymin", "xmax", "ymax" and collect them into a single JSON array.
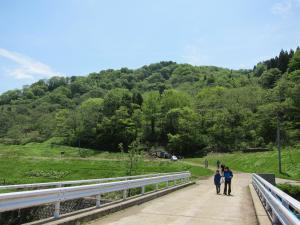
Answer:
[
  {"xmin": 0, "ymin": 142, "xmax": 124, "ymax": 159},
  {"xmin": 185, "ymin": 148, "xmax": 300, "ymax": 180},
  {"xmin": 0, "ymin": 143, "xmax": 212, "ymax": 185}
]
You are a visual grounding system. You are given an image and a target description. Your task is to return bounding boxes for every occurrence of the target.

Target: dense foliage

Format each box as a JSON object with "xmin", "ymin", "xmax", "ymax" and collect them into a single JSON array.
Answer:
[{"xmin": 1, "ymin": 48, "xmax": 300, "ymax": 156}]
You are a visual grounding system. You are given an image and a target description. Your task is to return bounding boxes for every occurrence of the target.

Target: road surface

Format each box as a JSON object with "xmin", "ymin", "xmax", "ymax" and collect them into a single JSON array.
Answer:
[
  {"xmin": 88, "ymin": 173, "xmax": 257, "ymax": 225},
  {"xmin": 276, "ymin": 177, "xmax": 300, "ymax": 186}
]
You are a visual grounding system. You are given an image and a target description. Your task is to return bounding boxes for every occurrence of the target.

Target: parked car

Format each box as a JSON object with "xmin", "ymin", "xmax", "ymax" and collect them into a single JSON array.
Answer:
[
  {"xmin": 151, "ymin": 150, "xmax": 171, "ymax": 159},
  {"xmin": 171, "ymin": 155, "xmax": 178, "ymax": 161}
]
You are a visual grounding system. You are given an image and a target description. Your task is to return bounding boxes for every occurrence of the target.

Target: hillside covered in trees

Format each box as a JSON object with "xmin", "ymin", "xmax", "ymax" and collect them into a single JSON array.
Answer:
[{"xmin": 0, "ymin": 48, "xmax": 300, "ymax": 156}]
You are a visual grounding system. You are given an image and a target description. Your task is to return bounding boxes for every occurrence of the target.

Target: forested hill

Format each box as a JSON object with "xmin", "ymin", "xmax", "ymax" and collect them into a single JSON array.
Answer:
[{"xmin": 0, "ymin": 48, "xmax": 300, "ymax": 156}]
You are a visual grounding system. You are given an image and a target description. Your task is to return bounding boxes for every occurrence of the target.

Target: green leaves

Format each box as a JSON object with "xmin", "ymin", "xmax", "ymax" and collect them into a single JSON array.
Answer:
[
  {"xmin": 288, "ymin": 49, "xmax": 300, "ymax": 72},
  {"xmin": 259, "ymin": 68, "xmax": 282, "ymax": 89}
]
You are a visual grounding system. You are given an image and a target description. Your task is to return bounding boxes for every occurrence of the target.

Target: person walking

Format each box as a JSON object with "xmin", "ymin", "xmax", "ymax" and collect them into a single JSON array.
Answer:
[
  {"xmin": 214, "ymin": 170, "xmax": 221, "ymax": 194},
  {"xmin": 223, "ymin": 167, "xmax": 233, "ymax": 195},
  {"xmin": 216, "ymin": 160, "xmax": 220, "ymax": 169},
  {"xmin": 204, "ymin": 159, "xmax": 208, "ymax": 168},
  {"xmin": 220, "ymin": 164, "xmax": 225, "ymax": 176}
]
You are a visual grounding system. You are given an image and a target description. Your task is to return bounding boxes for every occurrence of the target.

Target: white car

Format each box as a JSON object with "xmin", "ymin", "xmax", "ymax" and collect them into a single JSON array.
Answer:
[{"xmin": 171, "ymin": 155, "xmax": 178, "ymax": 161}]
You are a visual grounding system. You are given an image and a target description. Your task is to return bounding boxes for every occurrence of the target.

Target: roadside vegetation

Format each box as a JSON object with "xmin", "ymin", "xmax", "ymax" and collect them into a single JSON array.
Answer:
[
  {"xmin": 277, "ymin": 183, "xmax": 300, "ymax": 201},
  {"xmin": 185, "ymin": 147, "xmax": 300, "ymax": 180}
]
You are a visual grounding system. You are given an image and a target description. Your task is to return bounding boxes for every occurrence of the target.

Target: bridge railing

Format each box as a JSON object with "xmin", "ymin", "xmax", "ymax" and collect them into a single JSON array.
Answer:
[
  {"xmin": 252, "ymin": 173, "xmax": 300, "ymax": 225},
  {"xmin": 0, "ymin": 172, "xmax": 191, "ymax": 219},
  {"xmin": 0, "ymin": 171, "xmax": 188, "ymax": 191}
]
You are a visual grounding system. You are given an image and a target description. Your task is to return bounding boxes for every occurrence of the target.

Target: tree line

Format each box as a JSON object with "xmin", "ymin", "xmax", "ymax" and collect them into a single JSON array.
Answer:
[{"xmin": 0, "ymin": 48, "xmax": 299, "ymax": 156}]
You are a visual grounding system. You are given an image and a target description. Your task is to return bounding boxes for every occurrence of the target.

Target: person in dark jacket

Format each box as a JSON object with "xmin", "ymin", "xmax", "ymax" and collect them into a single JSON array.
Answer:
[
  {"xmin": 223, "ymin": 167, "xmax": 233, "ymax": 195},
  {"xmin": 220, "ymin": 164, "xmax": 225, "ymax": 176},
  {"xmin": 214, "ymin": 170, "xmax": 221, "ymax": 194}
]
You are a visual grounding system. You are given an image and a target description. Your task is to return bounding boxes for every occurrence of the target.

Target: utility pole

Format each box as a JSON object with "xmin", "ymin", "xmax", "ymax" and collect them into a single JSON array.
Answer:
[
  {"xmin": 277, "ymin": 84, "xmax": 284, "ymax": 175},
  {"xmin": 277, "ymin": 114, "xmax": 282, "ymax": 174}
]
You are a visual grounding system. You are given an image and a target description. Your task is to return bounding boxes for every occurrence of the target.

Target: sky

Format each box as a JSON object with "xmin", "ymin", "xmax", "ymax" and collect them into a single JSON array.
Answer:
[{"xmin": 0, "ymin": 0, "xmax": 300, "ymax": 93}]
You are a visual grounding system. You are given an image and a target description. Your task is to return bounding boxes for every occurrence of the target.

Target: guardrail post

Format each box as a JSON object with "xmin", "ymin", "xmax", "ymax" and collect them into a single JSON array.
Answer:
[
  {"xmin": 123, "ymin": 189, "xmax": 127, "ymax": 200},
  {"xmin": 266, "ymin": 202, "xmax": 271, "ymax": 212},
  {"xmin": 141, "ymin": 186, "xmax": 145, "ymax": 195},
  {"xmin": 272, "ymin": 211, "xmax": 280, "ymax": 224},
  {"xmin": 54, "ymin": 183, "xmax": 62, "ymax": 219},
  {"xmin": 166, "ymin": 181, "xmax": 169, "ymax": 188},
  {"xmin": 96, "ymin": 194, "xmax": 101, "ymax": 208},
  {"xmin": 155, "ymin": 183, "xmax": 159, "ymax": 190},
  {"xmin": 262, "ymin": 197, "xmax": 266, "ymax": 206},
  {"xmin": 54, "ymin": 201, "xmax": 60, "ymax": 219},
  {"xmin": 174, "ymin": 179, "xmax": 177, "ymax": 185},
  {"xmin": 258, "ymin": 190, "xmax": 262, "ymax": 199}
]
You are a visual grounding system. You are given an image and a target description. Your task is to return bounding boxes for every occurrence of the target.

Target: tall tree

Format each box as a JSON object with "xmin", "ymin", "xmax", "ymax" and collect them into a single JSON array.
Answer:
[{"xmin": 142, "ymin": 91, "xmax": 161, "ymax": 142}]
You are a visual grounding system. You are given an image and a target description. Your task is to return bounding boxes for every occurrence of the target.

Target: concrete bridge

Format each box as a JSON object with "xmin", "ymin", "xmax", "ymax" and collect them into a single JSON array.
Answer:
[
  {"xmin": 0, "ymin": 172, "xmax": 299, "ymax": 225},
  {"xmin": 89, "ymin": 173, "xmax": 257, "ymax": 225}
]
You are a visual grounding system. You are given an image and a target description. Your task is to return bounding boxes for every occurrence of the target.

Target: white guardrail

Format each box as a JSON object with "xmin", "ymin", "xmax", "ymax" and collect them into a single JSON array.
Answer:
[
  {"xmin": 252, "ymin": 174, "xmax": 300, "ymax": 225},
  {"xmin": 0, "ymin": 172, "xmax": 191, "ymax": 219},
  {"xmin": 0, "ymin": 171, "xmax": 189, "ymax": 190}
]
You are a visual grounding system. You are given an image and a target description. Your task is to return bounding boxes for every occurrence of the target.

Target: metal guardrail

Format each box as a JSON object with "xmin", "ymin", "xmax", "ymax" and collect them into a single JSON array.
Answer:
[
  {"xmin": 0, "ymin": 172, "xmax": 191, "ymax": 219},
  {"xmin": 252, "ymin": 174, "xmax": 300, "ymax": 225},
  {"xmin": 0, "ymin": 171, "xmax": 188, "ymax": 190}
]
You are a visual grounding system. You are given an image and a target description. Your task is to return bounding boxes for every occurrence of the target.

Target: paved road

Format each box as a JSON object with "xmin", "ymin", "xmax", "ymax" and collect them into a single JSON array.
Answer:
[
  {"xmin": 276, "ymin": 177, "xmax": 300, "ymax": 186},
  {"xmin": 89, "ymin": 173, "xmax": 257, "ymax": 225}
]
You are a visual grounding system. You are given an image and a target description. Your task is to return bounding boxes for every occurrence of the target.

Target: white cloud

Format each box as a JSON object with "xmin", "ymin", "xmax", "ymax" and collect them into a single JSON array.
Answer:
[
  {"xmin": 272, "ymin": 0, "xmax": 292, "ymax": 16},
  {"xmin": 271, "ymin": 0, "xmax": 300, "ymax": 17},
  {"xmin": 0, "ymin": 48, "xmax": 61, "ymax": 80}
]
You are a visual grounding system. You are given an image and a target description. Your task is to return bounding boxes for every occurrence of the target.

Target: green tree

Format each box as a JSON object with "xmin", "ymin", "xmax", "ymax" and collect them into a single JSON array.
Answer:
[
  {"xmin": 253, "ymin": 63, "xmax": 267, "ymax": 77},
  {"xmin": 142, "ymin": 91, "xmax": 161, "ymax": 142},
  {"xmin": 76, "ymin": 98, "xmax": 104, "ymax": 147},
  {"xmin": 167, "ymin": 107, "xmax": 206, "ymax": 156},
  {"xmin": 259, "ymin": 68, "xmax": 282, "ymax": 88},
  {"xmin": 103, "ymin": 88, "xmax": 132, "ymax": 116},
  {"xmin": 160, "ymin": 89, "xmax": 191, "ymax": 113},
  {"xmin": 124, "ymin": 139, "xmax": 144, "ymax": 176},
  {"xmin": 288, "ymin": 49, "xmax": 300, "ymax": 72}
]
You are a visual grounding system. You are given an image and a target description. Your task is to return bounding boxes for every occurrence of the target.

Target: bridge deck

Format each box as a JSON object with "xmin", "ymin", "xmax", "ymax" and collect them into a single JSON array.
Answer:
[{"xmin": 88, "ymin": 173, "xmax": 257, "ymax": 225}]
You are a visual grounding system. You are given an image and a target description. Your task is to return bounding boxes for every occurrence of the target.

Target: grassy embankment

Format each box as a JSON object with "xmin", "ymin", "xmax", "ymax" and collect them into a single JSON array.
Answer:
[
  {"xmin": 185, "ymin": 148, "xmax": 300, "ymax": 180},
  {"xmin": 277, "ymin": 183, "xmax": 300, "ymax": 201},
  {"xmin": 0, "ymin": 142, "xmax": 212, "ymax": 185}
]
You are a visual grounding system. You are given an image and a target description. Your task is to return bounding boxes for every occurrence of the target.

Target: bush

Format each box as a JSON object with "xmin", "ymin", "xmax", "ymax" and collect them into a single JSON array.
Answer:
[
  {"xmin": 78, "ymin": 148, "xmax": 92, "ymax": 158},
  {"xmin": 277, "ymin": 184, "xmax": 300, "ymax": 201}
]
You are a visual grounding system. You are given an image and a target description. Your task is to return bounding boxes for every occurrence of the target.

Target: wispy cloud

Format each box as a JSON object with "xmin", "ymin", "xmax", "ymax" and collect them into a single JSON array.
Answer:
[
  {"xmin": 272, "ymin": 0, "xmax": 292, "ymax": 16},
  {"xmin": 0, "ymin": 48, "xmax": 61, "ymax": 80},
  {"xmin": 271, "ymin": 0, "xmax": 300, "ymax": 17}
]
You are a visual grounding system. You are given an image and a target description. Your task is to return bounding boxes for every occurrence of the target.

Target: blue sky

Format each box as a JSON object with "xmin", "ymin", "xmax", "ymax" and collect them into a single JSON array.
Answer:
[{"xmin": 0, "ymin": 0, "xmax": 300, "ymax": 93}]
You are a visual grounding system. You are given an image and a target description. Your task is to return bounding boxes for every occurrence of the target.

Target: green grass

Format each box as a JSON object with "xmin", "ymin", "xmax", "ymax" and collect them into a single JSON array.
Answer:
[
  {"xmin": 185, "ymin": 148, "xmax": 300, "ymax": 180},
  {"xmin": 0, "ymin": 142, "xmax": 124, "ymax": 159},
  {"xmin": 0, "ymin": 143, "xmax": 212, "ymax": 185}
]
